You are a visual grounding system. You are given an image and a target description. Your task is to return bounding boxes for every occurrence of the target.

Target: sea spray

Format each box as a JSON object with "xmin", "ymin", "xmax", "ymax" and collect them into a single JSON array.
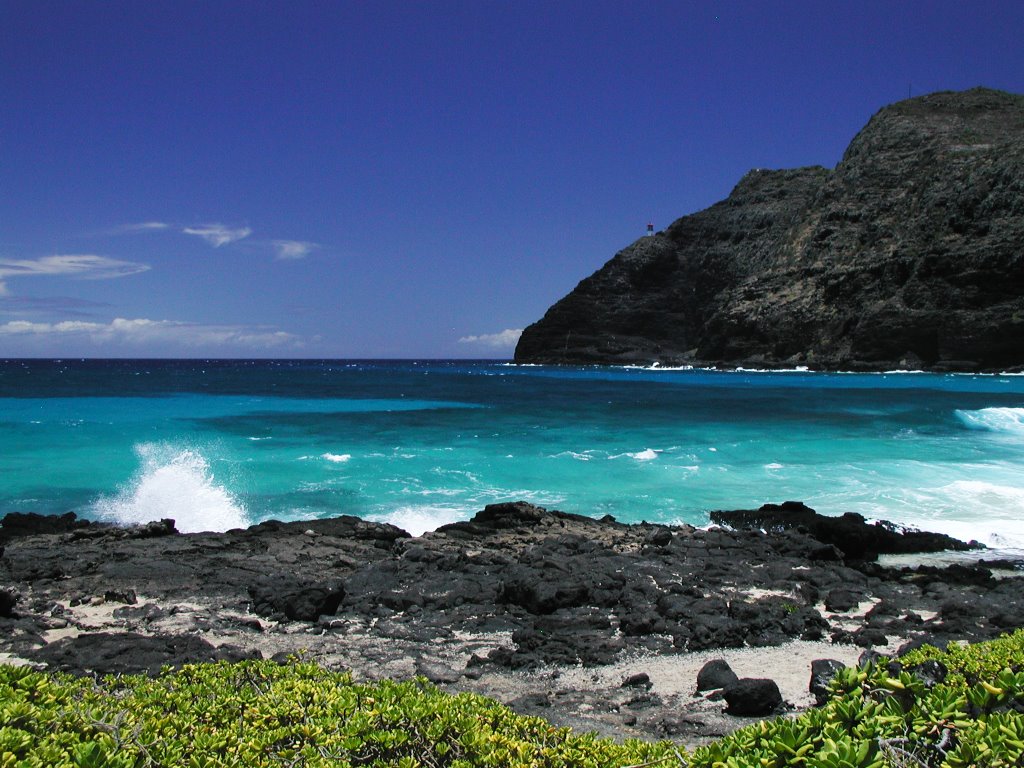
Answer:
[
  {"xmin": 368, "ymin": 505, "xmax": 467, "ymax": 537},
  {"xmin": 92, "ymin": 443, "xmax": 248, "ymax": 533}
]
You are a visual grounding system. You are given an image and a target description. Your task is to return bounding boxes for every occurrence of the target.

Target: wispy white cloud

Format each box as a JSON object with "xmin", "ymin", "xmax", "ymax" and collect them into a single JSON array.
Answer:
[
  {"xmin": 272, "ymin": 240, "xmax": 320, "ymax": 260},
  {"xmin": 0, "ymin": 317, "xmax": 302, "ymax": 350},
  {"xmin": 109, "ymin": 222, "xmax": 323, "ymax": 260},
  {"xmin": 457, "ymin": 328, "xmax": 523, "ymax": 348},
  {"xmin": 0, "ymin": 254, "xmax": 150, "ymax": 282},
  {"xmin": 113, "ymin": 221, "xmax": 171, "ymax": 233},
  {"xmin": 182, "ymin": 223, "xmax": 252, "ymax": 247}
]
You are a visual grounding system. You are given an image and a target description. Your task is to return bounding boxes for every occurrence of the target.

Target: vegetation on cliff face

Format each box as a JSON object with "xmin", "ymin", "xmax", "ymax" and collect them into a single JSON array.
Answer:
[
  {"xmin": 515, "ymin": 87, "xmax": 1024, "ymax": 372},
  {"xmin": 5, "ymin": 629, "xmax": 1024, "ymax": 767}
]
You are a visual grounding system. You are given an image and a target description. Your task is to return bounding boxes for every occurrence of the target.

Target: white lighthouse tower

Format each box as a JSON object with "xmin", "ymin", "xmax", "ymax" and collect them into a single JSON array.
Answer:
[{"xmin": 646, "ymin": 222, "xmax": 654, "ymax": 237}]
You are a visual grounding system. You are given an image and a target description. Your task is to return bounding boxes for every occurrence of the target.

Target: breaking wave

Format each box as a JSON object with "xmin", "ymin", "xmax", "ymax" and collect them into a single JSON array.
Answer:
[
  {"xmin": 92, "ymin": 443, "xmax": 248, "ymax": 534},
  {"xmin": 956, "ymin": 407, "xmax": 1024, "ymax": 437},
  {"xmin": 369, "ymin": 505, "xmax": 467, "ymax": 537}
]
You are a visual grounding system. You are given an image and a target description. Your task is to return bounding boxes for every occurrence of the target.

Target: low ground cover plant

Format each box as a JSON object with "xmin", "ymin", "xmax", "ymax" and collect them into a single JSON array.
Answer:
[
  {"xmin": 2, "ymin": 629, "xmax": 1024, "ymax": 767},
  {"xmin": 0, "ymin": 659, "xmax": 679, "ymax": 768},
  {"xmin": 692, "ymin": 628, "xmax": 1024, "ymax": 768}
]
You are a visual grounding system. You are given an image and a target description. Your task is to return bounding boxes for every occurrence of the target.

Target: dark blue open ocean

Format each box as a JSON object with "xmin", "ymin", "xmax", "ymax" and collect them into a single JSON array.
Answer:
[{"xmin": 2, "ymin": 359, "xmax": 1023, "ymax": 550}]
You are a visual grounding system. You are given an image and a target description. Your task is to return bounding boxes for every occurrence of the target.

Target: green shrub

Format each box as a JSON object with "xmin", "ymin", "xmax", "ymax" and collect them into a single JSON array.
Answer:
[
  {"xmin": 4, "ymin": 630, "xmax": 1024, "ymax": 767},
  {"xmin": 688, "ymin": 630, "xmax": 1024, "ymax": 768},
  {"xmin": 0, "ymin": 660, "xmax": 683, "ymax": 768}
]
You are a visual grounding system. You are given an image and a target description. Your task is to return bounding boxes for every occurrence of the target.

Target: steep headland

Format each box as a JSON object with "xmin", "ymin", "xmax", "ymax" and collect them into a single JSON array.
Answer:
[{"xmin": 515, "ymin": 87, "xmax": 1024, "ymax": 371}]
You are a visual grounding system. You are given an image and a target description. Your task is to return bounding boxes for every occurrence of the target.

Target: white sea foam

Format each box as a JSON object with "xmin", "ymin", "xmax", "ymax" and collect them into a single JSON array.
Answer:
[
  {"xmin": 864, "ymin": 479, "xmax": 1024, "ymax": 552},
  {"xmin": 764, "ymin": 463, "xmax": 784, "ymax": 470},
  {"xmin": 607, "ymin": 448, "xmax": 661, "ymax": 461},
  {"xmin": 370, "ymin": 505, "xmax": 467, "ymax": 536},
  {"xmin": 621, "ymin": 363, "xmax": 695, "ymax": 371},
  {"xmin": 322, "ymin": 452, "xmax": 352, "ymax": 463},
  {"xmin": 628, "ymin": 448, "xmax": 659, "ymax": 461},
  {"xmin": 732, "ymin": 366, "xmax": 812, "ymax": 373},
  {"xmin": 551, "ymin": 450, "xmax": 597, "ymax": 461},
  {"xmin": 956, "ymin": 407, "xmax": 1024, "ymax": 437},
  {"xmin": 92, "ymin": 444, "xmax": 248, "ymax": 534}
]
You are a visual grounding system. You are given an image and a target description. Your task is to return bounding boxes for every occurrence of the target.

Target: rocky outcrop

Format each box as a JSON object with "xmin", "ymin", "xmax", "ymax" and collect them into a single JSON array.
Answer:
[
  {"xmin": 3, "ymin": 502, "xmax": 1023, "ymax": 743},
  {"xmin": 2, "ymin": 502, "xmax": 1020, "ymax": 674},
  {"xmin": 33, "ymin": 632, "xmax": 260, "ymax": 675},
  {"xmin": 711, "ymin": 500, "xmax": 979, "ymax": 560},
  {"xmin": 515, "ymin": 87, "xmax": 1024, "ymax": 372}
]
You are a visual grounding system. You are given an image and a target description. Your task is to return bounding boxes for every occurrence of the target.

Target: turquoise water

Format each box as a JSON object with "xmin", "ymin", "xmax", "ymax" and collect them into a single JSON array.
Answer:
[{"xmin": 1, "ymin": 359, "xmax": 1023, "ymax": 549}]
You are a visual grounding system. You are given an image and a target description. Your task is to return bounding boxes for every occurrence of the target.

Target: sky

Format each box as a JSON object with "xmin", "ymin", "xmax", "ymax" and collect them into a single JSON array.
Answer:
[{"xmin": 2, "ymin": 1, "xmax": 1023, "ymax": 359}]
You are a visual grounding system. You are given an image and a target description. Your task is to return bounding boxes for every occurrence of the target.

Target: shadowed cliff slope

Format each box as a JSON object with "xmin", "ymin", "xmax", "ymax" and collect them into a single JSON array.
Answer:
[{"xmin": 515, "ymin": 88, "xmax": 1024, "ymax": 372}]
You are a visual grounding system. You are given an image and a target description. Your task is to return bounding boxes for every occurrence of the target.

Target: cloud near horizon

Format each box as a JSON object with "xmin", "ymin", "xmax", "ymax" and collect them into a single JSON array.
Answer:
[
  {"xmin": 457, "ymin": 328, "xmax": 523, "ymax": 348},
  {"xmin": 182, "ymin": 223, "xmax": 253, "ymax": 247},
  {"xmin": 272, "ymin": 240, "xmax": 320, "ymax": 260},
  {"xmin": 0, "ymin": 317, "xmax": 302, "ymax": 351}
]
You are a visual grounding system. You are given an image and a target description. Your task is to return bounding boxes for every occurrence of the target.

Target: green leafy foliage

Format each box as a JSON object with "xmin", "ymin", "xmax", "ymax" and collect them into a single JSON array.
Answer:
[
  {"xmin": 688, "ymin": 629, "xmax": 1024, "ymax": 768},
  {"xmin": 900, "ymin": 628, "xmax": 1024, "ymax": 690},
  {"xmin": 4, "ymin": 629, "xmax": 1024, "ymax": 768},
  {"xmin": 0, "ymin": 660, "xmax": 682, "ymax": 767}
]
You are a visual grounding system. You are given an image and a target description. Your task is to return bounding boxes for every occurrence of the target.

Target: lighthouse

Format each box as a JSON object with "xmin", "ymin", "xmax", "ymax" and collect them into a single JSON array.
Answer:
[{"xmin": 646, "ymin": 222, "xmax": 654, "ymax": 236}]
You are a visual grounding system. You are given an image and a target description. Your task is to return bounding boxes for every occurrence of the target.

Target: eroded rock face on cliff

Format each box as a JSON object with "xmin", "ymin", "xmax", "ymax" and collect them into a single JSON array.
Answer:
[{"xmin": 515, "ymin": 88, "xmax": 1024, "ymax": 372}]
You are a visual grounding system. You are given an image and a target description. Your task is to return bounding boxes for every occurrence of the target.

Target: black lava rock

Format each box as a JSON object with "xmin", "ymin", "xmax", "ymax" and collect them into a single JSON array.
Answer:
[
  {"xmin": 696, "ymin": 659, "xmax": 739, "ymax": 692},
  {"xmin": 33, "ymin": 632, "xmax": 261, "ymax": 675},
  {"xmin": 622, "ymin": 672, "xmax": 652, "ymax": 689},
  {"xmin": 809, "ymin": 659, "xmax": 846, "ymax": 706},
  {"xmin": 825, "ymin": 588, "xmax": 864, "ymax": 613},
  {"xmin": 104, "ymin": 589, "xmax": 137, "ymax": 605},
  {"xmin": 723, "ymin": 678, "xmax": 783, "ymax": 716},
  {"xmin": 713, "ymin": 502, "xmax": 975, "ymax": 560},
  {"xmin": 249, "ymin": 577, "xmax": 345, "ymax": 621},
  {"xmin": 0, "ymin": 589, "xmax": 17, "ymax": 618}
]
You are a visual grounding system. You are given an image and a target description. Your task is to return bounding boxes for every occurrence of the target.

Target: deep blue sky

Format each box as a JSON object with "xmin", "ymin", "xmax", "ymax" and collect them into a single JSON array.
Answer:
[{"xmin": 2, "ymin": 1, "xmax": 1023, "ymax": 358}]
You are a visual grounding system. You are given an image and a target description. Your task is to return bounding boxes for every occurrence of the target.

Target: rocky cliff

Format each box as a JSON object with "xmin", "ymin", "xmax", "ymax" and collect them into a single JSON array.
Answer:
[{"xmin": 515, "ymin": 88, "xmax": 1024, "ymax": 371}]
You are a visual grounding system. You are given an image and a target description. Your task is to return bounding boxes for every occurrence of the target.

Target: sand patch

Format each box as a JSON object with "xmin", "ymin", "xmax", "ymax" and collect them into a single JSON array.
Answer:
[{"xmin": 533, "ymin": 640, "xmax": 868, "ymax": 709}]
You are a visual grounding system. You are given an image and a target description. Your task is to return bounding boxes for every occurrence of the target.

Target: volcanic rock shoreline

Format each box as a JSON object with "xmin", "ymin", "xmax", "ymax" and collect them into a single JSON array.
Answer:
[{"xmin": 2, "ymin": 502, "xmax": 1023, "ymax": 743}]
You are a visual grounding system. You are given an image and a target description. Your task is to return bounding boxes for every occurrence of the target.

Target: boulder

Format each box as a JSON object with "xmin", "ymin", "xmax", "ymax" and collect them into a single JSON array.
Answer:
[
  {"xmin": 104, "ymin": 589, "xmax": 137, "ymax": 605},
  {"xmin": 248, "ymin": 577, "xmax": 345, "ymax": 621},
  {"xmin": 622, "ymin": 672, "xmax": 652, "ymax": 689},
  {"xmin": 825, "ymin": 588, "xmax": 863, "ymax": 613},
  {"xmin": 723, "ymin": 678, "xmax": 783, "ymax": 716},
  {"xmin": 0, "ymin": 588, "xmax": 17, "ymax": 618},
  {"xmin": 696, "ymin": 659, "xmax": 739, "ymax": 692}
]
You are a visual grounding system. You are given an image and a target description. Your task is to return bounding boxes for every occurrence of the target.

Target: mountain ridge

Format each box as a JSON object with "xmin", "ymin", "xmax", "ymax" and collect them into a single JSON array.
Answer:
[{"xmin": 515, "ymin": 87, "xmax": 1024, "ymax": 372}]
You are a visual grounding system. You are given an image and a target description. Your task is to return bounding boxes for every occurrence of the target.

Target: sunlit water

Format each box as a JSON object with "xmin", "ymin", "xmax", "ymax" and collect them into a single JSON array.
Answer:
[{"xmin": 1, "ymin": 360, "xmax": 1022, "ymax": 554}]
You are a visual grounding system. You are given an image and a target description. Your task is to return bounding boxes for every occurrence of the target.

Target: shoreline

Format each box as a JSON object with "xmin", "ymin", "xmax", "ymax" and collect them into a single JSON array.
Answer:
[{"xmin": 2, "ymin": 501, "xmax": 1023, "ymax": 745}]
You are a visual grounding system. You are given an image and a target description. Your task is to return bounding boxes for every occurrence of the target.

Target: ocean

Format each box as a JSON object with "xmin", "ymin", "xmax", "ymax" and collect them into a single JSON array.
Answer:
[{"xmin": 1, "ymin": 359, "xmax": 1023, "ymax": 552}]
